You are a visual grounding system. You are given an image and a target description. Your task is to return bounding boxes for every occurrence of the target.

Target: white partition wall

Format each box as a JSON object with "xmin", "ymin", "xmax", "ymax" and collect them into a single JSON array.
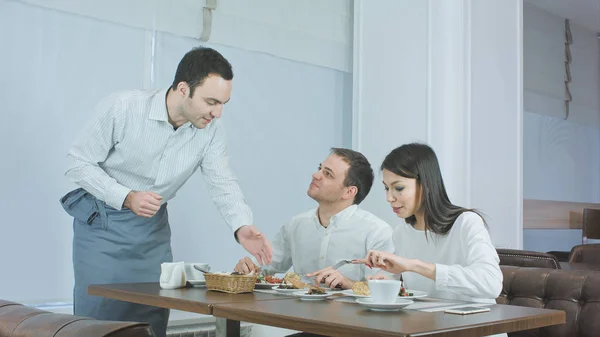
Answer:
[
  {"xmin": 353, "ymin": 0, "xmax": 524, "ymax": 249},
  {"xmin": 0, "ymin": 0, "xmax": 352, "ymax": 305}
]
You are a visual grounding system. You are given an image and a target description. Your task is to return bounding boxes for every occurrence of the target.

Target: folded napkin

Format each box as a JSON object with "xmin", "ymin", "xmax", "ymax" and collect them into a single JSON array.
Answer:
[{"xmin": 160, "ymin": 262, "xmax": 186, "ymax": 289}]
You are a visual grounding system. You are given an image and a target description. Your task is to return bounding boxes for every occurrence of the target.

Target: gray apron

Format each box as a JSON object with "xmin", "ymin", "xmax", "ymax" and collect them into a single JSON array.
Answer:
[{"xmin": 60, "ymin": 188, "xmax": 172, "ymax": 337}]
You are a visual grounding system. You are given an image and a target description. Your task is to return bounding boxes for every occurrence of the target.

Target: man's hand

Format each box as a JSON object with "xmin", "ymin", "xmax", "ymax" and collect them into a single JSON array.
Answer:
[
  {"xmin": 233, "ymin": 257, "xmax": 260, "ymax": 274},
  {"xmin": 123, "ymin": 191, "xmax": 163, "ymax": 218},
  {"xmin": 306, "ymin": 267, "xmax": 354, "ymax": 290},
  {"xmin": 235, "ymin": 225, "xmax": 273, "ymax": 265}
]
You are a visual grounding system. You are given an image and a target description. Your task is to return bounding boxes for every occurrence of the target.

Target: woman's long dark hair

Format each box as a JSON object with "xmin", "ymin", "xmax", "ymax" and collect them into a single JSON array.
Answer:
[{"xmin": 381, "ymin": 143, "xmax": 485, "ymax": 235}]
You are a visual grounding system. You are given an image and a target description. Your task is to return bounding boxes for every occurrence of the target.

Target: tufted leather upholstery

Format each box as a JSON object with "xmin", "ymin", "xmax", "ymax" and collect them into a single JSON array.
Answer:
[
  {"xmin": 568, "ymin": 243, "xmax": 600, "ymax": 264},
  {"xmin": 498, "ymin": 266, "xmax": 600, "ymax": 337},
  {"xmin": 497, "ymin": 249, "xmax": 561, "ymax": 269},
  {"xmin": 0, "ymin": 299, "xmax": 155, "ymax": 337}
]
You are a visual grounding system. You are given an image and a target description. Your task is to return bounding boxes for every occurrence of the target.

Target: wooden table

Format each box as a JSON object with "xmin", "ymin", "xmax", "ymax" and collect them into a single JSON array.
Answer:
[
  {"xmin": 212, "ymin": 298, "xmax": 565, "ymax": 337},
  {"xmin": 88, "ymin": 283, "xmax": 293, "ymax": 336},
  {"xmin": 90, "ymin": 283, "xmax": 565, "ymax": 337}
]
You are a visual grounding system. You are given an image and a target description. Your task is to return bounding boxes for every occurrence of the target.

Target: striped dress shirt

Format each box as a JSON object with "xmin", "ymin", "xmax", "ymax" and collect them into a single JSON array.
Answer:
[
  {"xmin": 65, "ymin": 88, "xmax": 253, "ymax": 232},
  {"xmin": 264, "ymin": 205, "xmax": 394, "ymax": 281}
]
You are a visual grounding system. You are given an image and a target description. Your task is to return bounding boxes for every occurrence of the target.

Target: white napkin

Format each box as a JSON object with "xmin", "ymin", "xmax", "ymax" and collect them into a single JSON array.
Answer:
[{"xmin": 159, "ymin": 262, "xmax": 186, "ymax": 289}]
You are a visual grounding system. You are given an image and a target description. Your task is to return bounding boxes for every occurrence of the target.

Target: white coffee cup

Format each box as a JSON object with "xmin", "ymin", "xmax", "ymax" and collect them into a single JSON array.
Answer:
[
  {"xmin": 368, "ymin": 279, "xmax": 402, "ymax": 304},
  {"xmin": 184, "ymin": 263, "xmax": 210, "ymax": 281}
]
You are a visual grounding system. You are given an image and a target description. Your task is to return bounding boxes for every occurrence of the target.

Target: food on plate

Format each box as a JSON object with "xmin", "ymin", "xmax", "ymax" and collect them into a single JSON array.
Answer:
[
  {"xmin": 306, "ymin": 287, "xmax": 326, "ymax": 295},
  {"xmin": 283, "ymin": 272, "xmax": 307, "ymax": 289},
  {"xmin": 256, "ymin": 274, "xmax": 283, "ymax": 284},
  {"xmin": 284, "ymin": 272, "xmax": 327, "ymax": 293},
  {"xmin": 352, "ymin": 281, "xmax": 370, "ymax": 296},
  {"xmin": 399, "ymin": 287, "xmax": 414, "ymax": 297}
]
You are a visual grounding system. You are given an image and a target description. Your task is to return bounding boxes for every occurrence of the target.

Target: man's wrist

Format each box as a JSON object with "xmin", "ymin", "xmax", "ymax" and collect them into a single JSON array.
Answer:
[
  {"xmin": 122, "ymin": 191, "xmax": 134, "ymax": 209},
  {"xmin": 234, "ymin": 225, "xmax": 246, "ymax": 243}
]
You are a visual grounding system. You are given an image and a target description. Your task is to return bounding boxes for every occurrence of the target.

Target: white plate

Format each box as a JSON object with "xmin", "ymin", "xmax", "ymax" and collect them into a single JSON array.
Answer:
[
  {"xmin": 341, "ymin": 289, "xmax": 370, "ymax": 298},
  {"xmin": 355, "ymin": 298, "xmax": 414, "ymax": 311},
  {"xmin": 272, "ymin": 285, "xmax": 305, "ymax": 294},
  {"xmin": 292, "ymin": 290, "xmax": 332, "ymax": 300},
  {"xmin": 342, "ymin": 289, "xmax": 428, "ymax": 299},
  {"xmin": 187, "ymin": 280, "xmax": 206, "ymax": 287},
  {"xmin": 254, "ymin": 282, "xmax": 277, "ymax": 289},
  {"xmin": 398, "ymin": 290, "xmax": 428, "ymax": 299}
]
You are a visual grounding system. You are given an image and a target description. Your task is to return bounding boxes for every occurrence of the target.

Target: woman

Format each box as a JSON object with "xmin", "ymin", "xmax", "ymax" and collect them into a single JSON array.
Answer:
[{"xmin": 361, "ymin": 143, "xmax": 503, "ymax": 305}]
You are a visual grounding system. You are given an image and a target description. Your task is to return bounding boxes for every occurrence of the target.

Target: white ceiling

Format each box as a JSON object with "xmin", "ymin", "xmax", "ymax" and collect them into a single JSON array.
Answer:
[{"xmin": 525, "ymin": 0, "xmax": 600, "ymax": 33}]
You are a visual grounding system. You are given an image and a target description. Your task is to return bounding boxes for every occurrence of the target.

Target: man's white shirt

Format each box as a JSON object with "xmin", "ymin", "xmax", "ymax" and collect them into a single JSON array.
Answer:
[{"xmin": 264, "ymin": 204, "xmax": 394, "ymax": 281}]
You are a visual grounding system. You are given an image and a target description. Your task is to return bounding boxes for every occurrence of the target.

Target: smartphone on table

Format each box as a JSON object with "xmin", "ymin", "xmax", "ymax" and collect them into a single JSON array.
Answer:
[{"xmin": 444, "ymin": 306, "xmax": 491, "ymax": 315}]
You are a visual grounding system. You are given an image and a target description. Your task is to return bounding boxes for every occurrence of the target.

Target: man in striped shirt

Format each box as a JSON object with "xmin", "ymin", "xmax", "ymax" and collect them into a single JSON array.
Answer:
[
  {"xmin": 234, "ymin": 148, "xmax": 394, "ymax": 290},
  {"xmin": 60, "ymin": 47, "xmax": 272, "ymax": 337}
]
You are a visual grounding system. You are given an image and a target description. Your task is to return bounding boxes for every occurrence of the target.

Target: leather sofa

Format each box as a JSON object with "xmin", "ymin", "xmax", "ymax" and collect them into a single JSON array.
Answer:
[
  {"xmin": 0, "ymin": 299, "xmax": 155, "ymax": 337},
  {"xmin": 498, "ymin": 266, "xmax": 600, "ymax": 337},
  {"xmin": 568, "ymin": 244, "xmax": 600, "ymax": 264},
  {"xmin": 497, "ymin": 249, "xmax": 561, "ymax": 269}
]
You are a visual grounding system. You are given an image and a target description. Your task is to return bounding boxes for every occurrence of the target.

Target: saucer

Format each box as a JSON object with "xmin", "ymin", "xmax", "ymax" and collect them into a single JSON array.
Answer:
[
  {"xmin": 292, "ymin": 290, "xmax": 332, "ymax": 300},
  {"xmin": 355, "ymin": 298, "xmax": 413, "ymax": 311},
  {"xmin": 187, "ymin": 280, "xmax": 206, "ymax": 287},
  {"xmin": 342, "ymin": 289, "xmax": 428, "ymax": 299}
]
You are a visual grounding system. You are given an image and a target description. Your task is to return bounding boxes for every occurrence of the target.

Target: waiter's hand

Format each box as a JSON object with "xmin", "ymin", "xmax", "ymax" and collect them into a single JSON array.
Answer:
[
  {"xmin": 236, "ymin": 225, "xmax": 273, "ymax": 265},
  {"xmin": 123, "ymin": 191, "xmax": 163, "ymax": 218}
]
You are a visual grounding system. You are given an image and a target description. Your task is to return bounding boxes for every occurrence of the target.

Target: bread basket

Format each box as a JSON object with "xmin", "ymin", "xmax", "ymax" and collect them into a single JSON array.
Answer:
[{"xmin": 204, "ymin": 273, "xmax": 258, "ymax": 294}]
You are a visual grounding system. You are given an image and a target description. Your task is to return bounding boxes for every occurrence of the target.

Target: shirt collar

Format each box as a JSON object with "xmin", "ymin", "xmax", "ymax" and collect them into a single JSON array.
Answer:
[
  {"xmin": 312, "ymin": 204, "xmax": 359, "ymax": 227},
  {"xmin": 148, "ymin": 88, "xmax": 194, "ymax": 129},
  {"xmin": 149, "ymin": 88, "xmax": 169, "ymax": 122}
]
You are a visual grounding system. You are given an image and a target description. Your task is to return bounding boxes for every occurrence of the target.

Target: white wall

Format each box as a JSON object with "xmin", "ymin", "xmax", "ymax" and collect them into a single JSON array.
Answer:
[
  {"xmin": 353, "ymin": 0, "xmax": 523, "ymax": 249},
  {"xmin": 352, "ymin": 0, "xmax": 429, "ymax": 227},
  {"xmin": 469, "ymin": 0, "xmax": 523, "ymax": 249},
  {"xmin": 522, "ymin": 3, "xmax": 600, "ymax": 252},
  {"xmin": 0, "ymin": 0, "xmax": 352, "ymax": 304},
  {"xmin": 17, "ymin": 0, "xmax": 353, "ymax": 72}
]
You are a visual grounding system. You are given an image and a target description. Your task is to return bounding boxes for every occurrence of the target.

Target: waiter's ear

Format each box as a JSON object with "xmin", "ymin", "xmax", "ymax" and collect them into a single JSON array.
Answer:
[{"xmin": 175, "ymin": 82, "xmax": 190, "ymax": 97}]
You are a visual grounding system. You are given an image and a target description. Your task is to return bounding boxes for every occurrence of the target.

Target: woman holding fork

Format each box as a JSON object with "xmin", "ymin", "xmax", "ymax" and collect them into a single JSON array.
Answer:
[{"xmin": 357, "ymin": 143, "xmax": 503, "ymax": 306}]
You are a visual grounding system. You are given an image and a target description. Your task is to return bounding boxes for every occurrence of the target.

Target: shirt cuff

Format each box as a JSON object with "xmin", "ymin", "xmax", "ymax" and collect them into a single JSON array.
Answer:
[
  {"xmin": 106, "ymin": 184, "xmax": 132, "ymax": 210},
  {"xmin": 233, "ymin": 223, "xmax": 252, "ymax": 243},
  {"xmin": 435, "ymin": 263, "xmax": 449, "ymax": 291}
]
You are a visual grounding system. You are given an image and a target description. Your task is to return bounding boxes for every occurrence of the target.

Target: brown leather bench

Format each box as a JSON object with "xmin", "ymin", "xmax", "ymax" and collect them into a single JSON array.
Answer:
[
  {"xmin": 498, "ymin": 266, "xmax": 600, "ymax": 337},
  {"xmin": 0, "ymin": 299, "xmax": 155, "ymax": 337},
  {"xmin": 497, "ymin": 248, "xmax": 561, "ymax": 269}
]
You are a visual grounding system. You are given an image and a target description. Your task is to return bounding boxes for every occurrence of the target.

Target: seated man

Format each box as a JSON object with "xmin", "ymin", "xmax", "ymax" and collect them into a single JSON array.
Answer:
[{"xmin": 234, "ymin": 148, "xmax": 393, "ymax": 289}]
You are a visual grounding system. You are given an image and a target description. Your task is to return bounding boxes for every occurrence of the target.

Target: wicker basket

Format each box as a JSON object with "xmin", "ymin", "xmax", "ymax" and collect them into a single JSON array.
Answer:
[{"xmin": 204, "ymin": 273, "xmax": 258, "ymax": 294}]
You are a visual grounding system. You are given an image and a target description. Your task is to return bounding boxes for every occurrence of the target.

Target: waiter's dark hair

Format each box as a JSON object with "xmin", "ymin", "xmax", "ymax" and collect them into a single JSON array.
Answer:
[{"xmin": 171, "ymin": 47, "xmax": 233, "ymax": 98}]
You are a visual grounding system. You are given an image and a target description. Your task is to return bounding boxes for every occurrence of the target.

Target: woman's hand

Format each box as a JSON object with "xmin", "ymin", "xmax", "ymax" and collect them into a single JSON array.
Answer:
[
  {"xmin": 355, "ymin": 250, "xmax": 436, "ymax": 280},
  {"xmin": 355, "ymin": 250, "xmax": 413, "ymax": 274},
  {"xmin": 366, "ymin": 273, "xmax": 392, "ymax": 281}
]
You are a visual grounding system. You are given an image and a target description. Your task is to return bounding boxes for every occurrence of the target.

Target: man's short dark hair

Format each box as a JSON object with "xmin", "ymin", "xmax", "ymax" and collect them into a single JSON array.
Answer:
[
  {"xmin": 330, "ymin": 148, "xmax": 374, "ymax": 205},
  {"xmin": 171, "ymin": 47, "xmax": 233, "ymax": 97}
]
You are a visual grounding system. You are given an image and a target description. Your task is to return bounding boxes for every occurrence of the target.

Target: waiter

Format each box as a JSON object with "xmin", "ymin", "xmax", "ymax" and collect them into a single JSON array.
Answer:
[{"xmin": 60, "ymin": 47, "xmax": 272, "ymax": 337}]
